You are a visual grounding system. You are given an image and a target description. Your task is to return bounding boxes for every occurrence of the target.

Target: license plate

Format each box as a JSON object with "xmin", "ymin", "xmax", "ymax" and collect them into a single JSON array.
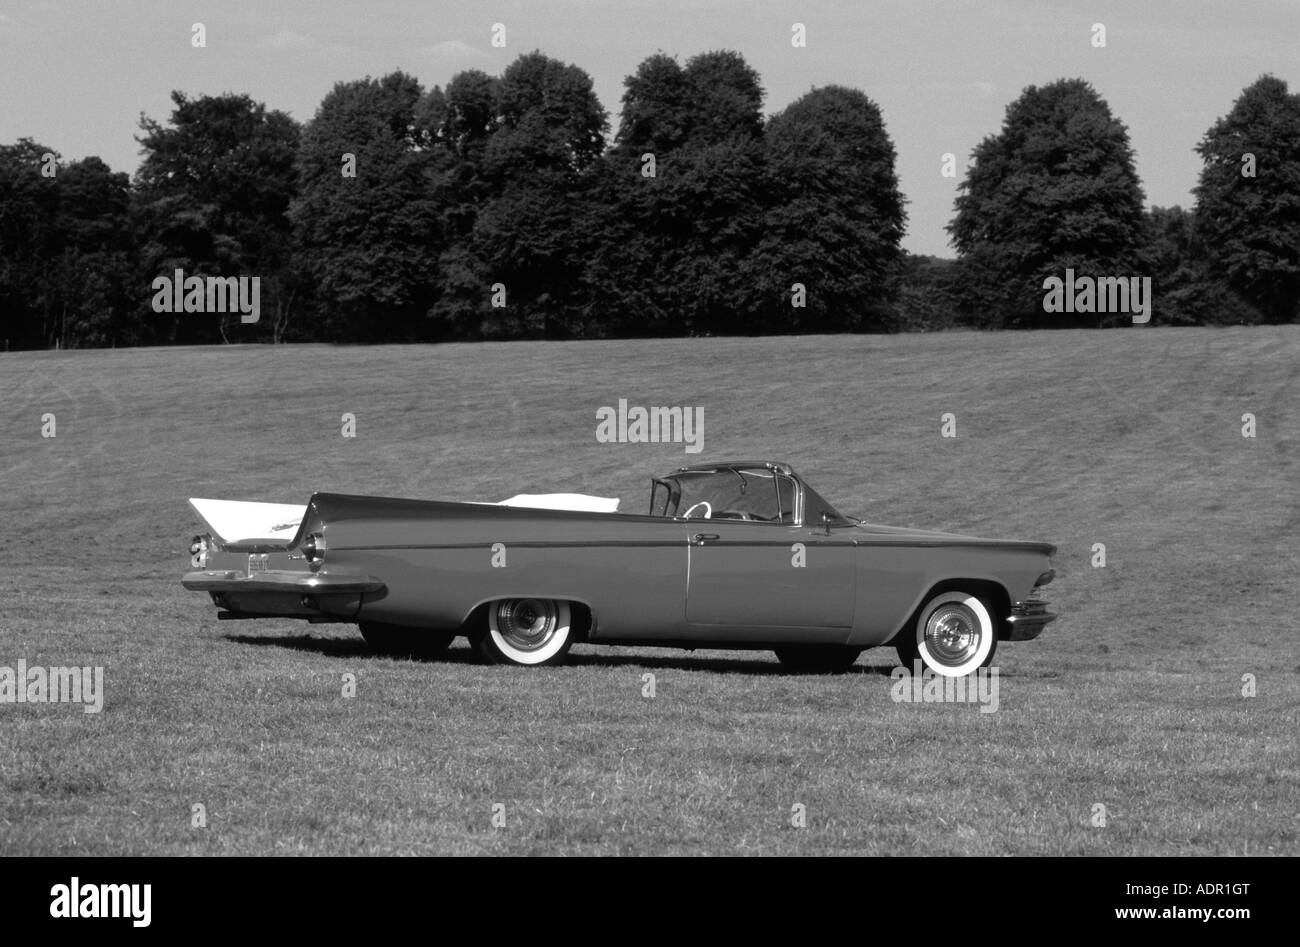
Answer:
[{"xmin": 248, "ymin": 554, "xmax": 269, "ymax": 575}]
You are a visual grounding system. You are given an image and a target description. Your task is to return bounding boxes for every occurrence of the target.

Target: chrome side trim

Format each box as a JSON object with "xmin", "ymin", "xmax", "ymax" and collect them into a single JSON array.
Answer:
[{"xmin": 182, "ymin": 570, "xmax": 385, "ymax": 594}]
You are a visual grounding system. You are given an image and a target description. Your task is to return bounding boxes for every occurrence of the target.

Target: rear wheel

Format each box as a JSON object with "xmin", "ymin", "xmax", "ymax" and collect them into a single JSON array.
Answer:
[
  {"xmin": 773, "ymin": 644, "xmax": 862, "ymax": 674},
  {"xmin": 359, "ymin": 622, "xmax": 455, "ymax": 659},
  {"xmin": 472, "ymin": 598, "xmax": 574, "ymax": 666},
  {"xmin": 895, "ymin": 591, "xmax": 996, "ymax": 677}
]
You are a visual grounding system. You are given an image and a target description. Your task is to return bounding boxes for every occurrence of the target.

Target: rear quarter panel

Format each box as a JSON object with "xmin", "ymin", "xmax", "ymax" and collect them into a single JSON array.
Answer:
[{"xmin": 311, "ymin": 496, "xmax": 687, "ymax": 635}]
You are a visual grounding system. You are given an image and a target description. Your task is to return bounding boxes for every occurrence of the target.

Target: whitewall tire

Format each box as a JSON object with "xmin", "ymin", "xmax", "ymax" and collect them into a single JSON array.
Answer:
[
  {"xmin": 903, "ymin": 591, "xmax": 997, "ymax": 677},
  {"xmin": 475, "ymin": 598, "xmax": 574, "ymax": 666}
]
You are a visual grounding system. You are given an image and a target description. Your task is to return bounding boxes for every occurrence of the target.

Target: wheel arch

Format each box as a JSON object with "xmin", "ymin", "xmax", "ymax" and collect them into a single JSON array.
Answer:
[
  {"xmin": 887, "ymin": 577, "xmax": 1012, "ymax": 645},
  {"xmin": 458, "ymin": 596, "xmax": 594, "ymax": 642}
]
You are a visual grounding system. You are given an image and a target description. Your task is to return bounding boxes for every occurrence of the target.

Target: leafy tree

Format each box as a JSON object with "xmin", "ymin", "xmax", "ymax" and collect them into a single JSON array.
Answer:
[
  {"xmin": 416, "ymin": 70, "xmax": 502, "ymax": 338},
  {"xmin": 48, "ymin": 156, "xmax": 135, "ymax": 347},
  {"xmin": 888, "ymin": 253, "xmax": 962, "ymax": 332},
  {"xmin": 587, "ymin": 50, "xmax": 767, "ymax": 337},
  {"xmin": 582, "ymin": 54, "xmax": 696, "ymax": 337},
  {"xmin": 680, "ymin": 50, "xmax": 764, "ymax": 148},
  {"xmin": 486, "ymin": 52, "xmax": 608, "ymax": 178},
  {"xmin": 574, "ymin": 157, "xmax": 676, "ymax": 337},
  {"xmin": 418, "ymin": 70, "xmax": 500, "ymax": 234},
  {"xmin": 0, "ymin": 139, "xmax": 62, "ymax": 349},
  {"xmin": 612, "ymin": 49, "xmax": 761, "ymax": 156},
  {"xmin": 135, "ymin": 92, "xmax": 300, "ymax": 343},
  {"xmin": 948, "ymin": 78, "xmax": 1147, "ymax": 327},
  {"xmin": 1194, "ymin": 75, "xmax": 1300, "ymax": 323},
  {"xmin": 1142, "ymin": 206, "xmax": 1261, "ymax": 325},
  {"xmin": 454, "ymin": 53, "xmax": 608, "ymax": 339},
  {"xmin": 754, "ymin": 85, "xmax": 906, "ymax": 332},
  {"xmin": 615, "ymin": 53, "xmax": 693, "ymax": 156},
  {"xmin": 290, "ymin": 73, "xmax": 439, "ymax": 341},
  {"xmin": 0, "ymin": 144, "xmax": 136, "ymax": 349},
  {"xmin": 646, "ymin": 137, "xmax": 769, "ymax": 335}
]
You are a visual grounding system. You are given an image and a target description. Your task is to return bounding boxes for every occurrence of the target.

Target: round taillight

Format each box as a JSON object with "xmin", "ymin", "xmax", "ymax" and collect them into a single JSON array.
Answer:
[
  {"xmin": 302, "ymin": 532, "xmax": 326, "ymax": 566},
  {"xmin": 189, "ymin": 535, "xmax": 209, "ymax": 569}
]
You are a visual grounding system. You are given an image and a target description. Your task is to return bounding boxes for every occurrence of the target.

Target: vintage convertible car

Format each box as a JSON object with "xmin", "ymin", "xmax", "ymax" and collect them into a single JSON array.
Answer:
[{"xmin": 182, "ymin": 461, "xmax": 1056, "ymax": 676}]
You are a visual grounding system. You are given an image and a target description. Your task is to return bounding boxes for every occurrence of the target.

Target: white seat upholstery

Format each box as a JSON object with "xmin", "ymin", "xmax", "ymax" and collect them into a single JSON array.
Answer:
[{"xmin": 496, "ymin": 493, "xmax": 620, "ymax": 513}]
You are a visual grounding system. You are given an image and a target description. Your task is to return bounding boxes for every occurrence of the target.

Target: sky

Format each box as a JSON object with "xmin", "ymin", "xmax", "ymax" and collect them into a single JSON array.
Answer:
[{"xmin": 2, "ymin": 0, "xmax": 1297, "ymax": 257}]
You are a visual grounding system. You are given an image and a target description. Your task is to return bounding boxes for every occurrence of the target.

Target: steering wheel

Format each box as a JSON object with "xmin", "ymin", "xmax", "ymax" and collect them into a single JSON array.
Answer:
[
  {"xmin": 716, "ymin": 510, "xmax": 752, "ymax": 521},
  {"xmin": 682, "ymin": 501, "xmax": 712, "ymax": 519}
]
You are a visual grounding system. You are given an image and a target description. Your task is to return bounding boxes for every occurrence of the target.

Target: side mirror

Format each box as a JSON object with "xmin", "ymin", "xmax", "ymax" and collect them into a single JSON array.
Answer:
[{"xmin": 820, "ymin": 511, "xmax": 832, "ymax": 535}]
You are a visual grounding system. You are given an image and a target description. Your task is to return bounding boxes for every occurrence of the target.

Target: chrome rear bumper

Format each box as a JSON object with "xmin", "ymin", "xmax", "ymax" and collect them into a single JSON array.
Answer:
[
  {"xmin": 182, "ymin": 570, "xmax": 385, "ymax": 594},
  {"xmin": 1006, "ymin": 600, "xmax": 1056, "ymax": 641}
]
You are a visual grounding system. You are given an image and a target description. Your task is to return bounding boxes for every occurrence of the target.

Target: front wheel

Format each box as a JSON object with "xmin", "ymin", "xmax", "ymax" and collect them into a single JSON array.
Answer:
[
  {"xmin": 773, "ymin": 644, "xmax": 862, "ymax": 673},
  {"xmin": 472, "ymin": 598, "xmax": 574, "ymax": 666},
  {"xmin": 359, "ymin": 622, "xmax": 456, "ymax": 659},
  {"xmin": 895, "ymin": 591, "xmax": 997, "ymax": 677}
]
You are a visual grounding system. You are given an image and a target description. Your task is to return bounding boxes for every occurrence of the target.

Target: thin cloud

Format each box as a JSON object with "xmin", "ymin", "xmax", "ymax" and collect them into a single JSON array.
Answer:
[
  {"xmin": 419, "ymin": 39, "xmax": 492, "ymax": 66},
  {"xmin": 262, "ymin": 30, "xmax": 318, "ymax": 51},
  {"xmin": 259, "ymin": 29, "xmax": 361, "ymax": 58}
]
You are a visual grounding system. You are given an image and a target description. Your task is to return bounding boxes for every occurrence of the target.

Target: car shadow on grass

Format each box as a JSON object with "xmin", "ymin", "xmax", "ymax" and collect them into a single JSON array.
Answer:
[
  {"xmin": 221, "ymin": 633, "xmax": 898, "ymax": 676},
  {"xmin": 564, "ymin": 650, "xmax": 897, "ymax": 677},
  {"xmin": 222, "ymin": 632, "xmax": 476, "ymax": 665}
]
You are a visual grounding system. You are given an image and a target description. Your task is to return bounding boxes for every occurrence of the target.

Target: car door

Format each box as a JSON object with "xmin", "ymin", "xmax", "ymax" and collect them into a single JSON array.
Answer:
[{"xmin": 684, "ymin": 520, "xmax": 856, "ymax": 637}]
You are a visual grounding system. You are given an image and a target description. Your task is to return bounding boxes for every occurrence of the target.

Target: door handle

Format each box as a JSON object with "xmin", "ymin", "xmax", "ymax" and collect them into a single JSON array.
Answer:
[{"xmin": 692, "ymin": 533, "xmax": 719, "ymax": 545}]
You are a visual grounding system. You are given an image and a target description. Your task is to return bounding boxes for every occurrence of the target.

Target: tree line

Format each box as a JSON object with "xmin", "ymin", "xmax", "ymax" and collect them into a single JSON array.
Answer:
[{"xmin": 1, "ymin": 51, "xmax": 1297, "ymax": 349}]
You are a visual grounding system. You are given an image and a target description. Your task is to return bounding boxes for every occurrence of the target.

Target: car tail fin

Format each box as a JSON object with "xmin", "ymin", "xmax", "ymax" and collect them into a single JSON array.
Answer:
[{"xmin": 187, "ymin": 498, "xmax": 308, "ymax": 546}]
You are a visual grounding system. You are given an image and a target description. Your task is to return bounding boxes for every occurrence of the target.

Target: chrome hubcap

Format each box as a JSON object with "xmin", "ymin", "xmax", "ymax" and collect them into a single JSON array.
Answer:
[
  {"xmin": 924, "ymin": 604, "xmax": 981, "ymax": 666},
  {"xmin": 495, "ymin": 599, "xmax": 558, "ymax": 652}
]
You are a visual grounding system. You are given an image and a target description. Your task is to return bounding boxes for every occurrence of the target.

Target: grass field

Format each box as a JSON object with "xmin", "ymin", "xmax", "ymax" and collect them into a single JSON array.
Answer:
[{"xmin": 1, "ymin": 328, "xmax": 1297, "ymax": 855}]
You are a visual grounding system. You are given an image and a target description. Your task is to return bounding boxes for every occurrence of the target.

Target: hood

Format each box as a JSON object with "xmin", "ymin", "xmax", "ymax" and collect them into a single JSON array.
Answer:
[{"xmin": 854, "ymin": 521, "xmax": 1056, "ymax": 554}]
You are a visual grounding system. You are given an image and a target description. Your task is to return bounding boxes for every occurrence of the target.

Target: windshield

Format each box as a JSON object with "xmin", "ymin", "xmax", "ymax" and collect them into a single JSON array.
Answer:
[
  {"xmin": 650, "ymin": 465, "xmax": 856, "ymax": 526},
  {"xmin": 650, "ymin": 468, "xmax": 796, "ymax": 523}
]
